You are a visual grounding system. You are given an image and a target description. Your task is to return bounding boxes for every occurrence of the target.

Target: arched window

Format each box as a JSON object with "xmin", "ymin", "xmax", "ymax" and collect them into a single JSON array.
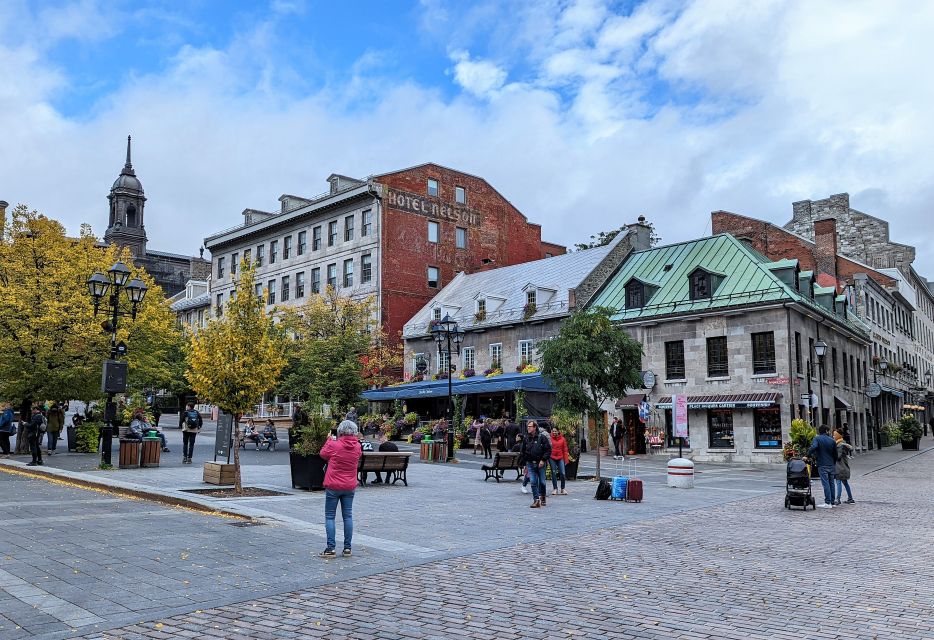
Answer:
[{"xmin": 126, "ymin": 205, "xmax": 137, "ymax": 227}]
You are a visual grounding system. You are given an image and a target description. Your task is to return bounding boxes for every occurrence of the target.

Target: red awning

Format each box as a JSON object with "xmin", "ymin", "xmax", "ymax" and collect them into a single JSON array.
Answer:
[{"xmin": 655, "ymin": 393, "xmax": 781, "ymax": 409}]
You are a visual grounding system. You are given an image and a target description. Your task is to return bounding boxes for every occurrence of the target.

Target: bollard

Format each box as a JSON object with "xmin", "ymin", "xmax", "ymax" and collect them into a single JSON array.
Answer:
[{"xmin": 667, "ymin": 457, "xmax": 694, "ymax": 488}]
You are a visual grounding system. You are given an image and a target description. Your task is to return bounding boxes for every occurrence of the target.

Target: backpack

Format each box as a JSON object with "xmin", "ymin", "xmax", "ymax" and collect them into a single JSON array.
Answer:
[
  {"xmin": 594, "ymin": 478, "xmax": 612, "ymax": 500},
  {"xmin": 39, "ymin": 415, "xmax": 48, "ymax": 433},
  {"xmin": 185, "ymin": 410, "xmax": 200, "ymax": 429}
]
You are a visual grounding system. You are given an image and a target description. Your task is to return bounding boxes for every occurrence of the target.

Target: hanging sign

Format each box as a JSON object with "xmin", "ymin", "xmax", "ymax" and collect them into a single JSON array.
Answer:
[
  {"xmin": 673, "ymin": 394, "xmax": 689, "ymax": 438},
  {"xmin": 638, "ymin": 401, "xmax": 651, "ymax": 424}
]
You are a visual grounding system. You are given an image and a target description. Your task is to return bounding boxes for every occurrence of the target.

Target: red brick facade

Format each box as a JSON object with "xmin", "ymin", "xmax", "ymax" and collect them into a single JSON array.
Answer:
[
  {"xmin": 711, "ymin": 210, "xmax": 896, "ymax": 289},
  {"xmin": 375, "ymin": 164, "xmax": 564, "ymax": 339}
]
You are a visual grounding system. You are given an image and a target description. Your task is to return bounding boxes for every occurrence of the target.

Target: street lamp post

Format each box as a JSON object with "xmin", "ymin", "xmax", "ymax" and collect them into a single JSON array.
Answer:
[
  {"xmin": 814, "ymin": 339, "xmax": 827, "ymax": 427},
  {"xmin": 86, "ymin": 262, "xmax": 148, "ymax": 466},
  {"xmin": 432, "ymin": 314, "xmax": 464, "ymax": 462}
]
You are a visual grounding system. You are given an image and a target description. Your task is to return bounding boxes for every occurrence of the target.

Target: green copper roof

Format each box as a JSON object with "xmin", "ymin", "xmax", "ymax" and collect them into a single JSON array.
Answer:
[{"xmin": 587, "ymin": 234, "xmax": 869, "ymax": 339}]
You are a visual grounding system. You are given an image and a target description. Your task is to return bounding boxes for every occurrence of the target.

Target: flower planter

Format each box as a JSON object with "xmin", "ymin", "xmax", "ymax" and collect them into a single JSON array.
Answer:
[
  {"xmin": 289, "ymin": 452, "xmax": 326, "ymax": 490},
  {"xmin": 901, "ymin": 438, "xmax": 920, "ymax": 451}
]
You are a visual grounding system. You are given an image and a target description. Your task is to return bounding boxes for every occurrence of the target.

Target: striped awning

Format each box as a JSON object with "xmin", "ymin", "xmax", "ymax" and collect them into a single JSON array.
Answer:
[{"xmin": 655, "ymin": 392, "xmax": 781, "ymax": 409}]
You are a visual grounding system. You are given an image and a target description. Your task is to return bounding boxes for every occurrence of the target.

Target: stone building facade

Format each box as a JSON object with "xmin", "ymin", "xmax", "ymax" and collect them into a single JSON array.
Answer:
[
  {"xmin": 103, "ymin": 137, "xmax": 211, "ymax": 297},
  {"xmin": 714, "ymin": 199, "xmax": 934, "ymax": 436},
  {"xmin": 588, "ymin": 234, "xmax": 871, "ymax": 463},
  {"xmin": 204, "ymin": 164, "xmax": 564, "ymax": 340},
  {"xmin": 168, "ymin": 280, "xmax": 211, "ymax": 333}
]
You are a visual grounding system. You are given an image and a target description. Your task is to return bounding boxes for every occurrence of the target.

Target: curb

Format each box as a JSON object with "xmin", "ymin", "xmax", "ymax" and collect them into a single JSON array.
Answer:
[{"xmin": 0, "ymin": 459, "xmax": 254, "ymax": 521}]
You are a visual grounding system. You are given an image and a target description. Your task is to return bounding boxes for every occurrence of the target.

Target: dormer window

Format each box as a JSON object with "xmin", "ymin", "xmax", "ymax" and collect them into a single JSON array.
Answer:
[
  {"xmin": 526, "ymin": 291, "xmax": 537, "ymax": 307},
  {"xmin": 626, "ymin": 280, "xmax": 644, "ymax": 309},
  {"xmin": 433, "ymin": 307, "xmax": 442, "ymax": 321},
  {"xmin": 690, "ymin": 270, "xmax": 710, "ymax": 300}
]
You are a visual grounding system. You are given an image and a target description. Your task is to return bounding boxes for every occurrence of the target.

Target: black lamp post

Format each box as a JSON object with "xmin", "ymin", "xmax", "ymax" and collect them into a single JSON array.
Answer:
[
  {"xmin": 432, "ymin": 314, "xmax": 464, "ymax": 461},
  {"xmin": 814, "ymin": 339, "xmax": 827, "ymax": 427},
  {"xmin": 86, "ymin": 262, "xmax": 148, "ymax": 466}
]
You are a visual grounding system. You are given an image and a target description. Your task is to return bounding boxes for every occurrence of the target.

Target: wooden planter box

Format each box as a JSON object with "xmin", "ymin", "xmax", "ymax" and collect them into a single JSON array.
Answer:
[
  {"xmin": 140, "ymin": 438, "xmax": 161, "ymax": 467},
  {"xmin": 203, "ymin": 462, "xmax": 236, "ymax": 485},
  {"xmin": 118, "ymin": 440, "xmax": 140, "ymax": 469},
  {"xmin": 901, "ymin": 438, "xmax": 920, "ymax": 451}
]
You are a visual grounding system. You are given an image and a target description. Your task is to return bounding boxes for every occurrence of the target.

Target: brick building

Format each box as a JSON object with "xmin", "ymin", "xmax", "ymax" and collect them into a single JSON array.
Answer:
[
  {"xmin": 203, "ymin": 163, "xmax": 564, "ymax": 340},
  {"xmin": 713, "ymin": 196, "xmax": 934, "ymax": 442}
]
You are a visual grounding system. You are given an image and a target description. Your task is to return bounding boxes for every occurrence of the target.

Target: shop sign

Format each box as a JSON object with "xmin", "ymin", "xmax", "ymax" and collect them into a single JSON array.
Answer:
[
  {"xmin": 674, "ymin": 395, "xmax": 689, "ymax": 438},
  {"xmin": 865, "ymin": 382, "xmax": 882, "ymax": 398},
  {"xmin": 766, "ymin": 376, "xmax": 789, "ymax": 385},
  {"xmin": 386, "ymin": 188, "xmax": 482, "ymax": 227}
]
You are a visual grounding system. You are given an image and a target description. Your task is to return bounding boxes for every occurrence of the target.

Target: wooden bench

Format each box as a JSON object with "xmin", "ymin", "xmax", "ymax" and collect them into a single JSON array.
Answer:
[
  {"xmin": 238, "ymin": 430, "xmax": 279, "ymax": 451},
  {"xmin": 482, "ymin": 452, "xmax": 523, "ymax": 482},
  {"xmin": 358, "ymin": 452, "xmax": 412, "ymax": 486}
]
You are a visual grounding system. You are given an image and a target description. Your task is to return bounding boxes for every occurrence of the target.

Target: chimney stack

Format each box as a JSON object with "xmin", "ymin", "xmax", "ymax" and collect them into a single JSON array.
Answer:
[
  {"xmin": 626, "ymin": 215, "xmax": 653, "ymax": 251},
  {"xmin": 813, "ymin": 218, "xmax": 838, "ymax": 287}
]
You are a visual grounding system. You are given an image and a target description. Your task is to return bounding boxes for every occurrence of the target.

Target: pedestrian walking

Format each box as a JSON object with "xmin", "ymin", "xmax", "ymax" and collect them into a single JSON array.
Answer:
[
  {"xmin": 521, "ymin": 420, "xmax": 551, "ymax": 508},
  {"xmin": 833, "ymin": 430, "xmax": 855, "ymax": 505},
  {"xmin": 152, "ymin": 406, "xmax": 162, "ymax": 430},
  {"xmin": 807, "ymin": 425, "xmax": 838, "ymax": 508},
  {"xmin": 0, "ymin": 402, "xmax": 15, "ymax": 456},
  {"xmin": 480, "ymin": 419, "xmax": 493, "ymax": 459},
  {"xmin": 610, "ymin": 416, "xmax": 624, "ymax": 458},
  {"xmin": 26, "ymin": 406, "xmax": 45, "ymax": 466},
  {"xmin": 45, "ymin": 402, "xmax": 65, "ymax": 454},
  {"xmin": 549, "ymin": 426, "xmax": 570, "ymax": 496},
  {"xmin": 181, "ymin": 403, "xmax": 203, "ymax": 464},
  {"xmin": 319, "ymin": 420, "xmax": 363, "ymax": 557},
  {"xmin": 505, "ymin": 418, "xmax": 520, "ymax": 450}
]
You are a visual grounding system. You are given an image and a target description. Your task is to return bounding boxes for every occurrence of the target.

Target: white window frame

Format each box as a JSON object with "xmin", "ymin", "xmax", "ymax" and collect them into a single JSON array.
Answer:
[
  {"xmin": 519, "ymin": 339, "xmax": 534, "ymax": 365},
  {"xmin": 428, "ymin": 220, "xmax": 439, "ymax": 243},
  {"xmin": 437, "ymin": 349, "xmax": 450, "ymax": 374},
  {"xmin": 433, "ymin": 307, "xmax": 442, "ymax": 321},
  {"xmin": 489, "ymin": 343, "xmax": 502, "ymax": 369},
  {"xmin": 456, "ymin": 227, "xmax": 467, "ymax": 249},
  {"xmin": 455, "ymin": 185, "xmax": 466, "ymax": 204},
  {"xmin": 462, "ymin": 346, "xmax": 475, "ymax": 371},
  {"xmin": 427, "ymin": 178, "xmax": 439, "ymax": 197}
]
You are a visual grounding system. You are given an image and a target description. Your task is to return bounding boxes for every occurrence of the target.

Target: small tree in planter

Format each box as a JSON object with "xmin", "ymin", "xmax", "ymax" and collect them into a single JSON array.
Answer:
[
  {"xmin": 290, "ymin": 405, "xmax": 334, "ymax": 490},
  {"xmin": 897, "ymin": 414, "xmax": 922, "ymax": 450},
  {"xmin": 187, "ymin": 263, "xmax": 285, "ymax": 494}
]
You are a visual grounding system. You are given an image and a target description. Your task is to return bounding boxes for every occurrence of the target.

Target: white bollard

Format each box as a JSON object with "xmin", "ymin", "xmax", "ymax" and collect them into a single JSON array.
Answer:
[{"xmin": 667, "ymin": 457, "xmax": 695, "ymax": 488}]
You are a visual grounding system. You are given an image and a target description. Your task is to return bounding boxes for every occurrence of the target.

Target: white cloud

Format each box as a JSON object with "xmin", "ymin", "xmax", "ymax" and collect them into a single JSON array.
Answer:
[
  {"xmin": 2, "ymin": 0, "xmax": 934, "ymax": 278},
  {"xmin": 449, "ymin": 49, "xmax": 508, "ymax": 97}
]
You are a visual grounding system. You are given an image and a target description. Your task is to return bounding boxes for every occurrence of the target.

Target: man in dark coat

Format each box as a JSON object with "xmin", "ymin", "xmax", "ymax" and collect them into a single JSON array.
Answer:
[
  {"xmin": 808, "ymin": 425, "xmax": 839, "ymax": 508},
  {"xmin": 26, "ymin": 406, "xmax": 44, "ymax": 466},
  {"xmin": 520, "ymin": 420, "xmax": 551, "ymax": 508}
]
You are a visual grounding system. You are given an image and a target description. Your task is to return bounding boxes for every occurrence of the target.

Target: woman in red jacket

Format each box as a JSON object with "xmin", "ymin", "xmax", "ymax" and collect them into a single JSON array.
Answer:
[
  {"xmin": 549, "ymin": 426, "xmax": 570, "ymax": 496},
  {"xmin": 319, "ymin": 420, "xmax": 363, "ymax": 557}
]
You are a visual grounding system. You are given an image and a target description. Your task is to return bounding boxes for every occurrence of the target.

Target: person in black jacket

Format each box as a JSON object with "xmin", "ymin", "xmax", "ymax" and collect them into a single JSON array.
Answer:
[
  {"xmin": 370, "ymin": 437, "xmax": 399, "ymax": 484},
  {"xmin": 520, "ymin": 420, "xmax": 551, "ymax": 508},
  {"xmin": 479, "ymin": 420, "xmax": 493, "ymax": 459},
  {"xmin": 26, "ymin": 406, "xmax": 44, "ymax": 466}
]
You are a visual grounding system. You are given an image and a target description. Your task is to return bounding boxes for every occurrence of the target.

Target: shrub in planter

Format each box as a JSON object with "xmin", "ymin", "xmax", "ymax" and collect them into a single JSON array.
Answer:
[
  {"xmin": 290, "ymin": 407, "xmax": 333, "ymax": 490},
  {"xmin": 76, "ymin": 422, "xmax": 101, "ymax": 453},
  {"xmin": 789, "ymin": 419, "xmax": 816, "ymax": 456},
  {"xmin": 898, "ymin": 414, "xmax": 922, "ymax": 449}
]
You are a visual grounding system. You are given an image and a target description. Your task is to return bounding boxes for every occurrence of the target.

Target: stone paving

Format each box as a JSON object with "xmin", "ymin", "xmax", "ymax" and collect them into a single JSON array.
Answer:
[{"xmin": 1, "ymin": 433, "xmax": 932, "ymax": 640}]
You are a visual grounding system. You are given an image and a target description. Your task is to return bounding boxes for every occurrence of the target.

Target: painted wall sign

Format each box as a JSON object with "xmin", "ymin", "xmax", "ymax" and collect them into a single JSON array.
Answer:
[{"xmin": 386, "ymin": 188, "xmax": 482, "ymax": 227}]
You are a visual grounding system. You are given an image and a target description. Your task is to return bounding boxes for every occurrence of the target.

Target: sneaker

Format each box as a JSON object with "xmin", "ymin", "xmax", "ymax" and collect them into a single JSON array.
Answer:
[
  {"xmin": 26, "ymin": 461, "xmax": 37, "ymax": 466},
  {"xmin": 319, "ymin": 548, "xmax": 336, "ymax": 558},
  {"xmin": 846, "ymin": 499, "xmax": 855, "ymax": 504},
  {"xmin": 551, "ymin": 489, "xmax": 558, "ymax": 496},
  {"xmin": 816, "ymin": 503, "xmax": 832, "ymax": 509},
  {"xmin": 342, "ymin": 548, "xmax": 352, "ymax": 557},
  {"xmin": 834, "ymin": 500, "xmax": 841, "ymax": 506},
  {"xmin": 521, "ymin": 486, "xmax": 528, "ymax": 494},
  {"xmin": 163, "ymin": 448, "xmax": 170, "ymax": 452},
  {"xmin": 541, "ymin": 496, "xmax": 547, "ymax": 507},
  {"xmin": 36, "ymin": 460, "xmax": 43, "ymax": 465},
  {"xmin": 560, "ymin": 489, "xmax": 568, "ymax": 495}
]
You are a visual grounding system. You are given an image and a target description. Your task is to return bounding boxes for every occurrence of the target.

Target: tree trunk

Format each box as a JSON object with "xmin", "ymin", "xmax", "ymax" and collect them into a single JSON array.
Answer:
[{"xmin": 233, "ymin": 414, "xmax": 243, "ymax": 494}]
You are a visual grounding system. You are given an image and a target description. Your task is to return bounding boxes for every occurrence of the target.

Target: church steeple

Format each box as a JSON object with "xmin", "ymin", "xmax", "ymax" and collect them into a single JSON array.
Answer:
[{"xmin": 104, "ymin": 134, "xmax": 148, "ymax": 258}]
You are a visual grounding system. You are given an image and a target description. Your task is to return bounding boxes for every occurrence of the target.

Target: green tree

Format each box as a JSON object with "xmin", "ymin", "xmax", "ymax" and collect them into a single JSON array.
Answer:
[
  {"xmin": 187, "ymin": 264, "xmax": 285, "ymax": 493},
  {"xmin": 278, "ymin": 287, "xmax": 374, "ymax": 412},
  {"xmin": 573, "ymin": 222, "xmax": 662, "ymax": 251},
  {"xmin": 0, "ymin": 205, "xmax": 180, "ymax": 450},
  {"xmin": 538, "ymin": 307, "xmax": 643, "ymax": 478}
]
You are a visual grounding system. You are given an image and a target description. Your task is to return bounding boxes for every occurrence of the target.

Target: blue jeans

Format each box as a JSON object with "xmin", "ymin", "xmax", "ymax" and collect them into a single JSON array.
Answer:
[
  {"xmin": 527, "ymin": 463, "xmax": 546, "ymax": 500},
  {"xmin": 835, "ymin": 478, "xmax": 853, "ymax": 502},
  {"xmin": 548, "ymin": 458, "xmax": 566, "ymax": 490},
  {"xmin": 818, "ymin": 466, "xmax": 836, "ymax": 505},
  {"xmin": 47, "ymin": 431, "xmax": 59, "ymax": 451},
  {"xmin": 324, "ymin": 489, "xmax": 355, "ymax": 550}
]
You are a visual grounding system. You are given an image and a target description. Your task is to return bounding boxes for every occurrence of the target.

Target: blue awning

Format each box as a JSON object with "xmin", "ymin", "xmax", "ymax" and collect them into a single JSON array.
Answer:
[{"xmin": 362, "ymin": 371, "xmax": 556, "ymax": 401}]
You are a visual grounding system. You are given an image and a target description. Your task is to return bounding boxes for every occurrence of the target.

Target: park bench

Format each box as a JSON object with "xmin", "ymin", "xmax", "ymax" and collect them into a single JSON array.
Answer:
[
  {"xmin": 358, "ymin": 452, "xmax": 412, "ymax": 486},
  {"xmin": 237, "ymin": 428, "xmax": 280, "ymax": 451},
  {"xmin": 482, "ymin": 451, "xmax": 523, "ymax": 482}
]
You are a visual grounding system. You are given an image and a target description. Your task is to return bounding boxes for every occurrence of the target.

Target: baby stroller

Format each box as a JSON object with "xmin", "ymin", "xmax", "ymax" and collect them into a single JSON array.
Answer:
[{"xmin": 784, "ymin": 458, "xmax": 815, "ymax": 510}]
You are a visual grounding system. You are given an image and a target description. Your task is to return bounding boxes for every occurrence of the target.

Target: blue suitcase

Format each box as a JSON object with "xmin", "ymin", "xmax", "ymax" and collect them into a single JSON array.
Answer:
[{"xmin": 611, "ymin": 476, "xmax": 628, "ymax": 500}]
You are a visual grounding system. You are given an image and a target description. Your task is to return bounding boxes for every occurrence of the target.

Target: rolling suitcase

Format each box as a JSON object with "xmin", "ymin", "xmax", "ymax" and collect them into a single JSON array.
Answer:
[
  {"xmin": 611, "ymin": 476, "xmax": 628, "ymax": 500},
  {"xmin": 625, "ymin": 478, "xmax": 643, "ymax": 502}
]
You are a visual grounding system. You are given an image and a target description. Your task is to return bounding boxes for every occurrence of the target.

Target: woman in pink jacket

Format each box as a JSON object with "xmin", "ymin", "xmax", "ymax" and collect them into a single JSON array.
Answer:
[{"xmin": 319, "ymin": 420, "xmax": 363, "ymax": 557}]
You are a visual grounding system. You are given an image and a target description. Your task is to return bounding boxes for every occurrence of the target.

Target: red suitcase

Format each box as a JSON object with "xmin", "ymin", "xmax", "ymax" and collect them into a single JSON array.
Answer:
[{"xmin": 625, "ymin": 478, "xmax": 643, "ymax": 503}]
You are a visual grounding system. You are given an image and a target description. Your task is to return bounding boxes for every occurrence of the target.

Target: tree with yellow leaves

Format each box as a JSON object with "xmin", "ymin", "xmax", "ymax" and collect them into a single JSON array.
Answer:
[
  {"xmin": 0, "ymin": 205, "xmax": 182, "ymax": 450},
  {"xmin": 187, "ymin": 263, "xmax": 285, "ymax": 492}
]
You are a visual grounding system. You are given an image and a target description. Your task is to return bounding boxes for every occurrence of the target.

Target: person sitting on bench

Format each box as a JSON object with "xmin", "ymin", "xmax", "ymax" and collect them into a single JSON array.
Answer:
[
  {"xmin": 262, "ymin": 420, "xmax": 278, "ymax": 447},
  {"xmin": 371, "ymin": 436, "xmax": 399, "ymax": 484},
  {"xmin": 244, "ymin": 420, "xmax": 263, "ymax": 448},
  {"xmin": 128, "ymin": 409, "xmax": 170, "ymax": 451}
]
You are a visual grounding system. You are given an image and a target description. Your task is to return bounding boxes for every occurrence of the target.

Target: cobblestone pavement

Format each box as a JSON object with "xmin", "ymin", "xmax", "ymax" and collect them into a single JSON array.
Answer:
[{"xmin": 1, "ymin": 443, "xmax": 930, "ymax": 639}]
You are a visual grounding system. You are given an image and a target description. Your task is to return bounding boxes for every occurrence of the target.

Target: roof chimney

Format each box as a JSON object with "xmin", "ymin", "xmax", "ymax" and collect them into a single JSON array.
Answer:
[
  {"xmin": 813, "ymin": 218, "xmax": 838, "ymax": 287},
  {"xmin": 626, "ymin": 215, "xmax": 653, "ymax": 251}
]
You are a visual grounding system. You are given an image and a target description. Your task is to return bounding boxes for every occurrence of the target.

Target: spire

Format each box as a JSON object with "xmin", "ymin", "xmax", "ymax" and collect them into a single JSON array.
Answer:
[{"xmin": 125, "ymin": 135, "xmax": 132, "ymax": 169}]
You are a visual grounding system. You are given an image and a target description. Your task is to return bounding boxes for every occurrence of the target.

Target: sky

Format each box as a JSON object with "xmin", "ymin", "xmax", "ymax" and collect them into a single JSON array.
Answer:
[{"xmin": 3, "ymin": 0, "xmax": 934, "ymax": 277}]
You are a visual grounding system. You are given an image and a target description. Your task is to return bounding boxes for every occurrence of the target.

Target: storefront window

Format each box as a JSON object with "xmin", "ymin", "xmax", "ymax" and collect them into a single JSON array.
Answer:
[
  {"xmin": 707, "ymin": 410, "xmax": 734, "ymax": 448},
  {"xmin": 754, "ymin": 408, "xmax": 782, "ymax": 448}
]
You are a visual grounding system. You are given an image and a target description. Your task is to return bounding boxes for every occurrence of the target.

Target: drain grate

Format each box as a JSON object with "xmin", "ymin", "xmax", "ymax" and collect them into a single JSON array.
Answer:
[{"xmin": 228, "ymin": 520, "xmax": 267, "ymax": 527}]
